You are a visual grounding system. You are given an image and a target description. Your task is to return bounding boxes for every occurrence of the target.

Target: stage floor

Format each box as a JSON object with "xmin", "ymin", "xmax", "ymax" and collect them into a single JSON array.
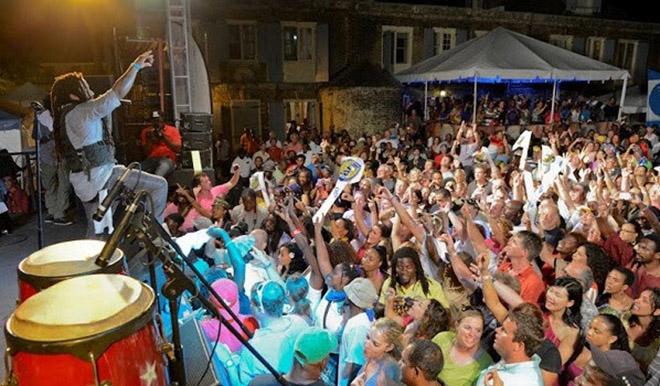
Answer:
[{"xmin": 0, "ymin": 215, "xmax": 86, "ymax": 378}]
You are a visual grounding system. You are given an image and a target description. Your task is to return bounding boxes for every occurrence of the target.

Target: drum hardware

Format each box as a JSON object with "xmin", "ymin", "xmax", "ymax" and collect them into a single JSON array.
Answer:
[
  {"xmin": 160, "ymin": 341, "xmax": 176, "ymax": 361},
  {"xmin": 2, "ymin": 348, "xmax": 17, "ymax": 386},
  {"xmin": 89, "ymin": 352, "xmax": 102, "ymax": 386},
  {"xmin": 87, "ymin": 352, "xmax": 114, "ymax": 386},
  {"xmin": 106, "ymin": 190, "xmax": 290, "ymax": 385}
]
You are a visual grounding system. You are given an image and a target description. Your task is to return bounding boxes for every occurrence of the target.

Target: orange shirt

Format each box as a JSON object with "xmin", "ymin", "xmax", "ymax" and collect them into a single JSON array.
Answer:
[
  {"xmin": 140, "ymin": 124, "xmax": 181, "ymax": 162},
  {"xmin": 498, "ymin": 260, "xmax": 546, "ymax": 304}
]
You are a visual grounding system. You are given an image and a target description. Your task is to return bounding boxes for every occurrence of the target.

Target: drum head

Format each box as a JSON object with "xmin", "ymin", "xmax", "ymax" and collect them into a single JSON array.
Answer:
[
  {"xmin": 7, "ymin": 274, "xmax": 154, "ymax": 342},
  {"xmin": 19, "ymin": 240, "xmax": 123, "ymax": 277}
]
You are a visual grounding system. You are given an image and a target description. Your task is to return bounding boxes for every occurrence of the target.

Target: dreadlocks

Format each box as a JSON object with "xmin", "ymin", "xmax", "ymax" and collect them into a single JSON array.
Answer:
[{"xmin": 50, "ymin": 72, "xmax": 90, "ymax": 158}]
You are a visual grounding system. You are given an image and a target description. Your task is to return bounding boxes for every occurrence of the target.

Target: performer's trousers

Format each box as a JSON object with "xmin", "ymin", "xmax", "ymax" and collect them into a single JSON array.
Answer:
[
  {"xmin": 41, "ymin": 162, "xmax": 71, "ymax": 219},
  {"xmin": 83, "ymin": 165, "xmax": 168, "ymax": 238}
]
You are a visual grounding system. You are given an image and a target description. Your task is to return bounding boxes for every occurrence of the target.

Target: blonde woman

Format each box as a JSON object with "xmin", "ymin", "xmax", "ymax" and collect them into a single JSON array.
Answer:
[{"xmin": 351, "ymin": 318, "xmax": 403, "ymax": 386}]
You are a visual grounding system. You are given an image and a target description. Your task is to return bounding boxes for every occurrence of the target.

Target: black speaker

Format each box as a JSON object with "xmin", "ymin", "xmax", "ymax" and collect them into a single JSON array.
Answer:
[
  {"xmin": 181, "ymin": 112, "xmax": 212, "ymax": 132},
  {"xmin": 167, "ymin": 168, "xmax": 215, "ymax": 187},
  {"xmin": 179, "ymin": 316, "xmax": 222, "ymax": 386},
  {"xmin": 181, "ymin": 149, "xmax": 212, "ymax": 169},
  {"xmin": 182, "ymin": 131, "xmax": 213, "ymax": 150}
]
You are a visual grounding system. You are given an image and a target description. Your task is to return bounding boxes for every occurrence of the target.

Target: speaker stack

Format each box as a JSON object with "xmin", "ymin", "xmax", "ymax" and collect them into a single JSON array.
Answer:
[
  {"xmin": 180, "ymin": 113, "xmax": 213, "ymax": 169},
  {"xmin": 169, "ymin": 113, "xmax": 215, "ymax": 186}
]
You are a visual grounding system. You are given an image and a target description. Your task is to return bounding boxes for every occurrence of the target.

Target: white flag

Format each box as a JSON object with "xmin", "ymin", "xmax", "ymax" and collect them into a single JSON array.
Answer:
[{"xmin": 512, "ymin": 131, "xmax": 532, "ymax": 170}]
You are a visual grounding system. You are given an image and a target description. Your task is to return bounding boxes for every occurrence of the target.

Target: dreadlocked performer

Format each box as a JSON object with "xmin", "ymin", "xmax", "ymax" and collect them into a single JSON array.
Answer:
[{"xmin": 50, "ymin": 50, "xmax": 167, "ymax": 237}]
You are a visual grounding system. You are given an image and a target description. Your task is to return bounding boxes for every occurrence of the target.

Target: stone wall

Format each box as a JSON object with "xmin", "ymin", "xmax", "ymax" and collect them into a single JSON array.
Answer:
[{"xmin": 320, "ymin": 86, "xmax": 402, "ymax": 136}]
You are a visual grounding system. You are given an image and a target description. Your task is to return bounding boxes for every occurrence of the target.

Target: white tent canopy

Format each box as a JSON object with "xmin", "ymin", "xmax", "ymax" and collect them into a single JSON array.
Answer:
[
  {"xmin": 396, "ymin": 27, "xmax": 631, "ymax": 124},
  {"xmin": 396, "ymin": 27, "xmax": 629, "ymax": 83}
]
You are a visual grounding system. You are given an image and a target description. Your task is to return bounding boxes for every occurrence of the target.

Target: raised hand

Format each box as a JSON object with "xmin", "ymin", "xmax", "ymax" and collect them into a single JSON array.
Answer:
[{"xmin": 134, "ymin": 50, "xmax": 154, "ymax": 69}]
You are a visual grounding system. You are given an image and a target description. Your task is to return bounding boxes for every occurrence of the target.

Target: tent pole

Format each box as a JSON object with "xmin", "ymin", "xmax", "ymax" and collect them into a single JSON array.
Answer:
[
  {"xmin": 617, "ymin": 76, "xmax": 628, "ymax": 122},
  {"xmin": 424, "ymin": 81, "xmax": 429, "ymax": 120},
  {"xmin": 550, "ymin": 80, "xmax": 557, "ymax": 126},
  {"xmin": 472, "ymin": 76, "xmax": 478, "ymax": 127}
]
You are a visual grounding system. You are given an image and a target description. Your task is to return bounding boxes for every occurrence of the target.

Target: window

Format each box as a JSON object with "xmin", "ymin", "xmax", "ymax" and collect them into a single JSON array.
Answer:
[
  {"xmin": 549, "ymin": 34, "xmax": 573, "ymax": 50},
  {"xmin": 227, "ymin": 22, "xmax": 256, "ymax": 60},
  {"xmin": 382, "ymin": 26, "xmax": 413, "ymax": 73},
  {"xmin": 434, "ymin": 28, "xmax": 456, "ymax": 54},
  {"xmin": 586, "ymin": 37, "xmax": 605, "ymax": 61},
  {"xmin": 285, "ymin": 100, "xmax": 318, "ymax": 127},
  {"xmin": 395, "ymin": 32, "xmax": 409, "ymax": 63},
  {"xmin": 282, "ymin": 23, "xmax": 315, "ymax": 62},
  {"xmin": 615, "ymin": 40, "xmax": 637, "ymax": 77}
]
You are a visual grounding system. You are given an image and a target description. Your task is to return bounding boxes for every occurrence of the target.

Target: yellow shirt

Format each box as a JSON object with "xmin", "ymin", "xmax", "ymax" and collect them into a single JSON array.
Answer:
[{"xmin": 378, "ymin": 276, "xmax": 449, "ymax": 309}]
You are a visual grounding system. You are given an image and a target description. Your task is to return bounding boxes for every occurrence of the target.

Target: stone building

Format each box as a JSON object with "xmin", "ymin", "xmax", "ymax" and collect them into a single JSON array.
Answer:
[{"xmin": 193, "ymin": 0, "xmax": 660, "ymax": 147}]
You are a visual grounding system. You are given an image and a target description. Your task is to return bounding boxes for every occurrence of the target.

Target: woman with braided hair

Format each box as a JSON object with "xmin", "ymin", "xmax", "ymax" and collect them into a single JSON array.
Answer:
[{"xmin": 50, "ymin": 51, "xmax": 168, "ymax": 237}]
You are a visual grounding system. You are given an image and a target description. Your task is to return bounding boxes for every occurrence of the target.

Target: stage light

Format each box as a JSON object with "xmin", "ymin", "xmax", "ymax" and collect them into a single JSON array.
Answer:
[{"xmin": 440, "ymin": 90, "xmax": 447, "ymax": 97}]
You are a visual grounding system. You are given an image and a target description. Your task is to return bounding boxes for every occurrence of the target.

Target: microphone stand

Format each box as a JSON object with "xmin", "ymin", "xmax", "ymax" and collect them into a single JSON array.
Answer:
[
  {"xmin": 127, "ymin": 197, "xmax": 288, "ymax": 386},
  {"xmin": 99, "ymin": 176, "xmax": 164, "ymax": 316},
  {"xmin": 31, "ymin": 103, "xmax": 44, "ymax": 249}
]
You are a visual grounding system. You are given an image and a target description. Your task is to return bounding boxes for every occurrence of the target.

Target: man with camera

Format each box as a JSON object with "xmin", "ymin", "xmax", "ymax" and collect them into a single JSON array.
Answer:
[{"xmin": 140, "ymin": 110, "xmax": 181, "ymax": 177}]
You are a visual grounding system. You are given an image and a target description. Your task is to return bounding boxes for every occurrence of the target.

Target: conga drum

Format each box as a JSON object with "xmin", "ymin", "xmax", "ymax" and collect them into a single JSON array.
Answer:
[
  {"xmin": 4, "ymin": 274, "xmax": 167, "ymax": 386},
  {"xmin": 17, "ymin": 240, "xmax": 126, "ymax": 302}
]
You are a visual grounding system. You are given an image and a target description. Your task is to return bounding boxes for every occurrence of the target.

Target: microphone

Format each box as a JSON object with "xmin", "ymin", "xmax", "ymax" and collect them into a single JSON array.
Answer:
[
  {"xmin": 93, "ymin": 166, "xmax": 134, "ymax": 221},
  {"xmin": 95, "ymin": 192, "xmax": 144, "ymax": 267}
]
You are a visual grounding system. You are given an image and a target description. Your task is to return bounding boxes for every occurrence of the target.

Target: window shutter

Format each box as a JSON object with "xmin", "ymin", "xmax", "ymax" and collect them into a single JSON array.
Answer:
[
  {"xmin": 383, "ymin": 31, "xmax": 394, "ymax": 73},
  {"xmin": 258, "ymin": 22, "xmax": 283, "ymax": 82},
  {"xmin": 423, "ymin": 28, "xmax": 434, "ymax": 59},
  {"xmin": 316, "ymin": 23, "xmax": 329, "ymax": 82}
]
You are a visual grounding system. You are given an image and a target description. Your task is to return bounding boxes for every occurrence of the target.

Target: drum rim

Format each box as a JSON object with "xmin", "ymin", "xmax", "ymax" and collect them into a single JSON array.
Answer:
[
  {"xmin": 5, "ymin": 277, "xmax": 157, "ymax": 361},
  {"xmin": 17, "ymin": 256, "xmax": 126, "ymax": 294},
  {"xmin": 19, "ymin": 240, "xmax": 124, "ymax": 277}
]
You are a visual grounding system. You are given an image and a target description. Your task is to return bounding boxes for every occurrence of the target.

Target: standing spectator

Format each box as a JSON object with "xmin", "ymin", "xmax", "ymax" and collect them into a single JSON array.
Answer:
[
  {"xmin": 476, "ymin": 303, "xmax": 545, "ymax": 386},
  {"xmin": 432, "ymin": 309, "xmax": 493, "ymax": 386},
  {"xmin": 215, "ymin": 136, "xmax": 231, "ymax": 178},
  {"xmin": 179, "ymin": 168, "xmax": 239, "ymax": 232},
  {"xmin": 400, "ymin": 339, "xmax": 445, "ymax": 386},
  {"xmin": 140, "ymin": 111, "xmax": 181, "ymax": 177},
  {"xmin": 3, "ymin": 176, "xmax": 29, "ymax": 219},
  {"xmin": 249, "ymin": 327, "xmax": 338, "ymax": 386},
  {"xmin": 230, "ymin": 188, "xmax": 268, "ymax": 233},
  {"xmin": 240, "ymin": 128, "xmax": 259, "ymax": 156},
  {"xmin": 352, "ymin": 318, "xmax": 403, "ymax": 386},
  {"xmin": 339, "ymin": 278, "xmax": 379, "ymax": 386},
  {"xmin": 603, "ymin": 98, "xmax": 619, "ymax": 122},
  {"xmin": 629, "ymin": 234, "xmax": 660, "ymax": 298},
  {"xmin": 233, "ymin": 150, "xmax": 254, "ymax": 187},
  {"xmin": 34, "ymin": 96, "xmax": 73, "ymax": 225}
]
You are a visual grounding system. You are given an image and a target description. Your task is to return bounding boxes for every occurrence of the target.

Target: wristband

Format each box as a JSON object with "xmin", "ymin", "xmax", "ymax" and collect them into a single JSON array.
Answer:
[
  {"xmin": 132, "ymin": 62, "xmax": 142, "ymax": 71},
  {"xmin": 292, "ymin": 228, "xmax": 302, "ymax": 237},
  {"xmin": 482, "ymin": 275, "xmax": 493, "ymax": 281}
]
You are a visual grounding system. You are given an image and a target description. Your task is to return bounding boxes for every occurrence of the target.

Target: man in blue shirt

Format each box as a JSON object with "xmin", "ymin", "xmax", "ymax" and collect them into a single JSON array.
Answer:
[{"xmin": 476, "ymin": 303, "xmax": 545, "ymax": 386}]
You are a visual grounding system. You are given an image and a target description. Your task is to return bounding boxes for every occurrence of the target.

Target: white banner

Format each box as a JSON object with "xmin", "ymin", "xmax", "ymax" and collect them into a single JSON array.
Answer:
[{"xmin": 249, "ymin": 171, "xmax": 271, "ymax": 207}]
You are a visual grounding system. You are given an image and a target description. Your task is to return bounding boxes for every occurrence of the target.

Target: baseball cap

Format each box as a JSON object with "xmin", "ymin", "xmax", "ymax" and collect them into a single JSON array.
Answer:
[
  {"xmin": 344, "ymin": 278, "xmax": 378, "ymax": 309},
  {"xmin": 213, "ymin": 196, "xmax": 231, "ymax": 209},
  {"xmin": 590, "ymin": 346, "xmax": 645, "ymax": 386},
  {"xmin": 294, "ymin": 327, "xmax": 338, "ymax": 365}
]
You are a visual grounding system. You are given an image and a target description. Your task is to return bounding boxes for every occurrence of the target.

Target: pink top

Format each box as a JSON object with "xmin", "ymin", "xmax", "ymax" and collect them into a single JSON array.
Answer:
[{"xmin": 182, "ymin": 183, "xmax": 231, "ymax": 231}]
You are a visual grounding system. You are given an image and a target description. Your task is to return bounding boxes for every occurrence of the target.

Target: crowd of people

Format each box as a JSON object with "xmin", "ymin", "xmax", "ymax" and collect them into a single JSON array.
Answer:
[
  {"xmin": 2, "ymin": 48, "xmax": 658, "ymax": 385},
  {"xmin": 424, "ymin": 94, "xmax": 624, "ymax": 127},
  {"xmin": 161, "ymin": 108, "xmax": 660, "ymax": 386}
]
